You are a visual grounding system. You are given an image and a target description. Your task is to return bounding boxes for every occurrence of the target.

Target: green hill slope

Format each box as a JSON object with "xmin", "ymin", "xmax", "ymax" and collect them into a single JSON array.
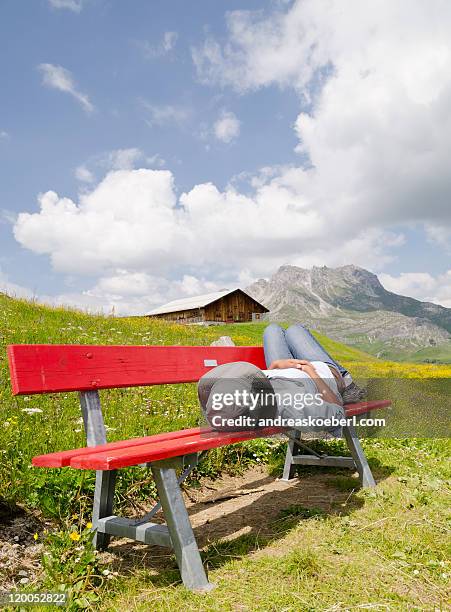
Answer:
[
  {"xmin": 384, "ymin": 339, "xmax": 451, "ymax": 364},
  {"xmin": 1, "ymin": 294, "xmax": 449, "ymax": 517},
  {"xmin": 0, "ymin": 296, "xmax": 371, "ymax": 510},
  {"xmin": 0, "ymin": 293, "xmax": 375, "ymax": 360}
]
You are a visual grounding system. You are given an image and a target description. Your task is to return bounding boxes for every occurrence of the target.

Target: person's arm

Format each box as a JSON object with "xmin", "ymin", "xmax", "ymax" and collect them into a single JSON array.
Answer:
[
  {"xmin": 268, "ymin": 358, "xmax": 307, "ymax": 370},
  {"xmin": 269, "ymin": 359, "xmax": 342, "ymax": 405},
  {"xmin": 298, "ymin": 361, "xmax": 343, "ymax": 406},
  {"xmin": 309, "ymin": 370, "xmax": 342, "ymax": 405}
]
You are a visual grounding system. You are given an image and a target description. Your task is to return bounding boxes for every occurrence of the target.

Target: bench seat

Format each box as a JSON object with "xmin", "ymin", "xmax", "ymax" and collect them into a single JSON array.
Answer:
[
  {"xmin": 32, "ymin": 400, "xmax": 391, "ymax": 471},
  {"xmin": 49, "ymin": 426, "xmax": 286, "ymax": 471},
  {"xmin": 32, "ymin": 426, "xmax": 204, "ymax": 468}
]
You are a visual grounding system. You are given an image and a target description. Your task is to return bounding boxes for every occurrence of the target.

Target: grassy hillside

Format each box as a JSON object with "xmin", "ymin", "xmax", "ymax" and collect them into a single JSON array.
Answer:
[
  {"xmin": 1, "ymin": 295, "xmax": 449, "ymax": 505},
  {"xmin": 1, "ymin": 294, "xmax": 450, "ymax": 610},
  {"xmin": 343, "ymin": 334, "xmax": 451, "ymax": 364},
  {"xmin": 0, "ymin": 294, "xmax": 226, "ymax": 515},
  {"xmin": 386, "ymin": 340, "xmax": 451, "ymax": 364}
]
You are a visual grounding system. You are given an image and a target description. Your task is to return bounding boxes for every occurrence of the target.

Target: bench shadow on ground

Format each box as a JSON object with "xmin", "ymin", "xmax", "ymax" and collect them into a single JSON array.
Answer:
[{"xmin": 104, "ymin": 447, "xmax": 395, "ymax": 588}]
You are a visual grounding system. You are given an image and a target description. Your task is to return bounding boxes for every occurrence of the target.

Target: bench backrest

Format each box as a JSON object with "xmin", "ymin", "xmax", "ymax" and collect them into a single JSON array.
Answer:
[{"xmin": 7, "ymin": 344, "xmax": 267, "ymax": 395}]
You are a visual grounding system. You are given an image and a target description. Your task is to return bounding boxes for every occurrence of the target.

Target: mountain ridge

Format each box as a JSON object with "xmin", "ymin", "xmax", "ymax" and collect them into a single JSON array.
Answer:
[{"xmin": 246, "ymin": 264, "xmax": 451, "ymax": 361}]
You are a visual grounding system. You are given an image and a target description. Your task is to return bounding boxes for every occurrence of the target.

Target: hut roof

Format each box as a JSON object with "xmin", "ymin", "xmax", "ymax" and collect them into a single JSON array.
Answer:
[{"xmin": 147, "ymin": 288, "xmax": 267, "ymax": 316}]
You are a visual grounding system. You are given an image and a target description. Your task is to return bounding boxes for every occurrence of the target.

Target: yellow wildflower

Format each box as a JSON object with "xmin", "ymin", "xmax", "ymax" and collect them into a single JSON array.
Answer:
[
  {"xmin": 86, "ymin": 522, "xmax": 93, "ymax": 529},
  {"xmin": 69, "ymin": 532, "xmax": 81, "ymax": 542},
  {"xmin": 33, "ymin": 533, "xmax": 38, "ymax": 541}
]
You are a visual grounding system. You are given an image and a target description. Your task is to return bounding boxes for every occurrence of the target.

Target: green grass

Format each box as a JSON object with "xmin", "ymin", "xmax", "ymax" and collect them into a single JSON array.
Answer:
[
  {"xmin": 1, "ymin": 294, "xmax": 450, "ymax": 610},
  {"xmin": 395, "ymin": 340, "xmax": 451, "ymax": 364},
  {"xmin": 102, "ymin": 439, "xmax": 450, "ymax": 611},
  {"xmin": 339, "ymin": 336, "xmax": 451, "ymax": 364}
]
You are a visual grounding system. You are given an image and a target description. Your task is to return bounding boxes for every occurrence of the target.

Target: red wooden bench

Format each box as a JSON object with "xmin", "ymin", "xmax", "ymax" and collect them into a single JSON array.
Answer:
[{"xmin": 7, "ymin": 343, "xmax": 390, "ymax": 592}]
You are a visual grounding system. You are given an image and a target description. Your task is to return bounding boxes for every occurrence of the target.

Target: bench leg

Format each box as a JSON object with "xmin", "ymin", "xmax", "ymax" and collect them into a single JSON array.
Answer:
[
  {"xmin": 342, "ymin": 424, "xmax": 376, "ymax": 488},
  {"xmin": 151, "ymin": 466, "xmax": 214, "ymax": 592},
  {"xmin": 92, "ymin": 469, "xmax": 117, "ymax": 549},
  {"xmin": 281, "ymin": 429, "xmax": 302, "ymax": 481},
  {"xmin": 79, "ymin": 390, "xmax": 117, "ymax": 548}
]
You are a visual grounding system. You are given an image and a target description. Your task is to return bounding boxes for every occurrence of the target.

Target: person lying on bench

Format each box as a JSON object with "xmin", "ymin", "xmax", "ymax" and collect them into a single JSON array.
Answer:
[{"xmin": 198, "ymin": 323, "xmax": 365, "ymax": 434}]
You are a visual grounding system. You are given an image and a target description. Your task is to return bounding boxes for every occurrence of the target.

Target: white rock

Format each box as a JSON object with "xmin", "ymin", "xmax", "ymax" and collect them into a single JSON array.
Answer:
[{"xmin": 210, "ymin": 336, "xmax": 235, "ymax": 347}]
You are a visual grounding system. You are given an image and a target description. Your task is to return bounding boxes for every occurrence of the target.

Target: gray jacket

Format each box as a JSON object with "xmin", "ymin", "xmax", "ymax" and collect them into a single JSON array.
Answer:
[{"xmin": 198, "ymin": 361, "xmax": 344, "ymax": 433}]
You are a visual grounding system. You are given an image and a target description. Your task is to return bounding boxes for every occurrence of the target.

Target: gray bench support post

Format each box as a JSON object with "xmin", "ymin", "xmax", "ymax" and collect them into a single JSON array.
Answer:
[
  {"xmin": 282, "ymin": 425, "xmax": 376, "ymax": 488},
  {"xmin": 79, "ymin": 390, "xmax": 117, "ymax": 548},
  {"xmin": 151, "ymin": 465, "xmax": 214, "ymax": 592},
  {"xmin": 342, "ymin": 423, "xmax": 376, "ymax": 488},
  {"xmin": 281, "ymin": 429, "xmax": 302, "ymax": 481}
]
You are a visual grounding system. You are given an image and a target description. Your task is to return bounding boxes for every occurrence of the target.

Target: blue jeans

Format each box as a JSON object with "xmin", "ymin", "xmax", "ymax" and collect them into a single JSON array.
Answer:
[{"xmin": 263, "ymin": 323, "xmax": 349, "ymax": 377}]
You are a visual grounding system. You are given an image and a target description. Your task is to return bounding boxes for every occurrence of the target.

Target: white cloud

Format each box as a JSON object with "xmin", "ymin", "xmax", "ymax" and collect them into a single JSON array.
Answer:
[
  {"xmin": 193, "ymin": 0, "xmax": 451, "ymax": 241},
  {"xmin": 163, "ymin": 31, "xmax": 178, "ymax": 52},
  {"xmin": 213, "ymin": 110, "xmax": 241, "ymax": 143},
  {"xmin": 75, "ymin": 165, "xmax": 95, "ymax": 183},
  {"xmin": 1, "ymin": 209, "xmax": 15, "ymax": 225},
  {"xmin": 379, "ymin": 270, "xmax": 451, "ymax": 308},
  {"xmin": 96, "ymin": 270, "xmax": 163, "ymax": 297},
  {"xmin": 0, "ymin": 268, "xmax": 34, "ymax": 300},
  {"xmin": 138, "ymin": 31, "xmax": 178, "ymax": 59},
  {"xmin": 147, "ymin": 153, "xmax": 166, "ymax": 168},
  {"xmin": 142, "ymin": 102, "xmax": 190, "ymax": 127},
  {"xmin": 425, "ymin": 223, "xmax": 451, "ymax": 252},
  {"xmin": 75, "ymin": 148, "xmax": 164, "ymax": 186},
  {"xmin": 107, "ymin": 148, "xmax": 143, "ymax": 170},
  {"xmin": 46, "ymin": 271, "xmax": 225, "ymax": 315},
  {"xmin": 0, "ymin": 262, "xmax": 224, "ymax": 316},
  {"xmin": 48, "ymin": 0, "xmax": 83, "ymax": 11},
  {"xmin": 38, "ymin": 63, "xmax": 94, "ymax": 113},
  {"xmin": 14, "ymin": 170, "xmax": 184, "ymax": 275},
  {"xmin": 13, "ymin": 167, "xmax": 404, "ymax": 288},
  {"xmin": 0, "ymin": 130, "xmax": 9, "ymax": 140}
]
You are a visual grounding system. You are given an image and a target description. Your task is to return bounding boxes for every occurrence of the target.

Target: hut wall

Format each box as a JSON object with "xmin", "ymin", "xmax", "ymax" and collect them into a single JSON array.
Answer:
[
  {"xmin": 204, "ymin": 292, "xmax": 267, "ymax": 323},
  {"xmin": 148, "ymin": 290, "xmax": 267, "ymax": 324}
]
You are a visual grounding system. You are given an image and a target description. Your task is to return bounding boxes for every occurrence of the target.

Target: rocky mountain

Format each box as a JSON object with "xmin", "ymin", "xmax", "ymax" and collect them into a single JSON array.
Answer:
[{"xmin": 246, "ymin": 265, "xmax": 451, "ymax": 361}]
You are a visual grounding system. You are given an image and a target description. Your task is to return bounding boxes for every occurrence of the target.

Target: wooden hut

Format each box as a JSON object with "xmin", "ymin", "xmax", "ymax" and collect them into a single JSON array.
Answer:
[{"xmin": 146, "ymin": 288, "xmax": 269, "ymax": 324}]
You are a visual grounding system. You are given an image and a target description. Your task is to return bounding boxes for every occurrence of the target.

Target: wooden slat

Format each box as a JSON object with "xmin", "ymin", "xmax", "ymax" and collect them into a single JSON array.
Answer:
[
  {"xmin": 7, "ymin": 344, "xmax": 266, "ymax": 395},
  {"xmin": 32, "ymin": 427, "xmax": 205, "ymax": 468},
  {"xmin": 345, "ymin": 400, "xmax": 391, "ymax": 417},
  {"xmin": 70, "ymin": 426, "xmax": 287, "ymax": 471}
]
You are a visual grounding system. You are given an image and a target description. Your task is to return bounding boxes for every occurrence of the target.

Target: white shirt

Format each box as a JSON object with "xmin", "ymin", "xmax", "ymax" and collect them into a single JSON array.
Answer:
[{"xmin": 262, "ymin": 361, "xmax": 339, "ymax": 397}]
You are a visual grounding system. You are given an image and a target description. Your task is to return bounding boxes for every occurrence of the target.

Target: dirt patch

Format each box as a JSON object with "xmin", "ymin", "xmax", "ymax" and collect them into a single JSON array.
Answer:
[
  {"xmin": 105, "ymin": 466, "xmax": 361, "ymax": 575},
  {"xmin": 187, "ymin": 466, "xmax": 357, "ymax": 544},
  {"xmin": 0, "ymin": 501, "xmax": 47, "ymax": 591},
  {"xmin": 0, "ymin": 467, "xmax": 361, "ymax": 588}
]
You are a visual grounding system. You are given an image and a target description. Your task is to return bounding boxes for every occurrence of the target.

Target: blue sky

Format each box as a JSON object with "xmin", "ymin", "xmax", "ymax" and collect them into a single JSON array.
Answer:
[{"xmin": 1, "ymin": 0, "xmax": 450, "ymax": 312}]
